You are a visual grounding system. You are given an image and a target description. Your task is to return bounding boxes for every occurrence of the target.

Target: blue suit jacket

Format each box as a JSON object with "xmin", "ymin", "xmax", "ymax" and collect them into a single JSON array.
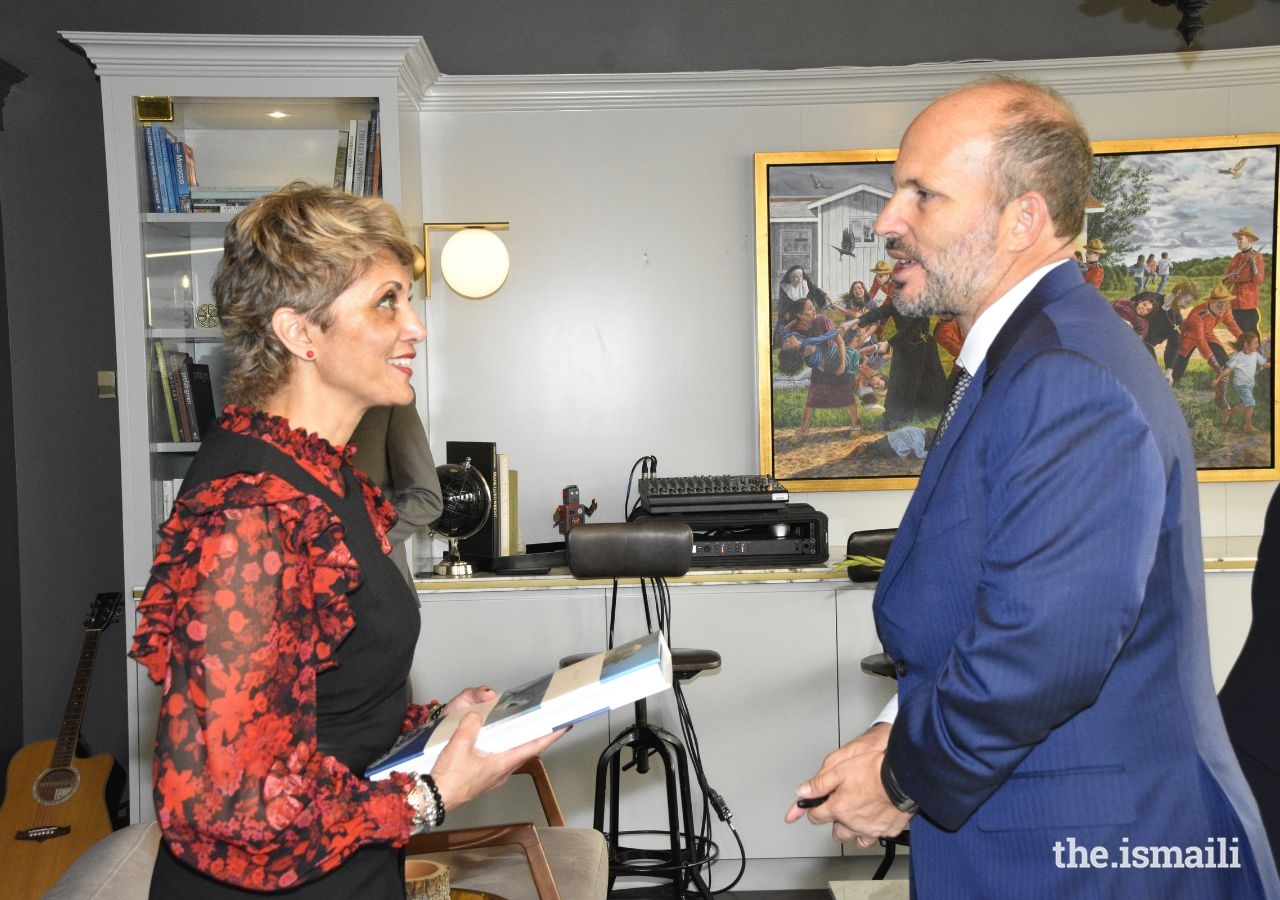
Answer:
[{"xmin": 874, "ymin": 263, "xmax": 1280, "ymax": 898}]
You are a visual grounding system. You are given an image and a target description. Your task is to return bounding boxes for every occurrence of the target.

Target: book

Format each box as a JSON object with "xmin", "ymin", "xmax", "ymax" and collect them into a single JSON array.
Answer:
[
  {"xmin": 497, "ymin": 452, "xmax": 511, "ymax": 557},
  {"xmin": 160, "ymin": 127, "xmax": 181, "ymax": 212},
  {"xmin": 344, "ymin": 118, "xmax": 360, "ymax": 193},
  {"xmin": 445, "ymin": 440, "xmax": 500, "ymax": 569},
  {"xmin": 181, "ymin": 141, "xmax": 199, "ymax": 189},
  {"xmin": 151, "ymin": 340, "xmax": 180, "ymax": 442},
  {"xmin": 141, "ymin": 125, "xmax": 164, "ymax": 213},
  {"xmin": 149, "ymin": 124, "xmax": 174, "ymax": 212},
  {"xmin": 508, "ymin": 469, "xmax": 522, "ymax": 554},
  {"xmin": 333, "ymin": 129, "xmax": 349, "ymax": 188},
  {"xmin": 165, "ymin": 349, "xmax": 193, "ymax": 441},
  {"xmin": 176, "ymin": 354, "xmax": 200, "ymax": 441},
  {"xmin": 187, "ymin": 361, "xmax": 217, "ymax": 438},
  {"xmin": 171, "ymin": 139, "xmax": 192, "ymax": 213},
  {"xmin": 366, "ymin": 631, "xmax": 673, "ymax": 780},
  {"xmin": 352, "ymin": 118, "xmax": 369, "ymax": 196},
  {"xmin": 362, "ymin": 110, "xmax": 379, "ymax": 196}
]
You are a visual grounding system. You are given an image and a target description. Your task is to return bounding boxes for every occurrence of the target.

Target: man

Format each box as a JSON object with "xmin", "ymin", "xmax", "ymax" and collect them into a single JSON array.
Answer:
[
  {"xmin": 1223, "ymin": 225, "xmax": 1267, "ymax": 335},
  {"xmin": 1082, "ymin": 237, "xmax": 1106, "ymax": 290},
  {"xmin": 1171, "ymin": 283, "xmax": 1242, "ymax": 389},
  {"xmin": 786, "ymin": 75, "xmax": 1278, "ymax": 897}
]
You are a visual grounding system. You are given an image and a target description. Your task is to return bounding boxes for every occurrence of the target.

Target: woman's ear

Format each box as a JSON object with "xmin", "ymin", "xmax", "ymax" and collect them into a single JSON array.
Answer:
[{"xmin": 271, "ymin": 307, "xmax": 315, "ymax": 360}]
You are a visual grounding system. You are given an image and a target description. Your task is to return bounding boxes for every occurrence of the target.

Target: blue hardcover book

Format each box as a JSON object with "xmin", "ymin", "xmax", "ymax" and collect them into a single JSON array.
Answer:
[
  {"xmin": 366, "ymin": 631, "xmax": 672, "ymax": 780},
  {"xmin": 149, "ymin": 124, "xmax": 173, "ymax": 212},
  {"xmin": 160, "ymin": 128, "xmax": 180, "ymax": 213},
  {"xmin": 171, "ymin": 139, "xmax": 192, "ymax": 213},
  {"xmin": 141, "ymin": 125, "xmax": 164, "ymax": 213}
]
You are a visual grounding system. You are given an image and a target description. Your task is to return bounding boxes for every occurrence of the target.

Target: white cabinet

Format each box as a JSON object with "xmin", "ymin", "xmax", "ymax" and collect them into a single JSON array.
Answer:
[{"xmin": 66, "ymin": 31, "xmax": 433, "ymax": 824}]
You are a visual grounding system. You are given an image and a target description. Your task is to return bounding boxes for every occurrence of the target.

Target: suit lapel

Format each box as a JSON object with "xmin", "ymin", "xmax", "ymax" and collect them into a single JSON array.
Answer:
[{"xmin": 876, "ymin": 263, "xmax": 1082, "ymax": 596}]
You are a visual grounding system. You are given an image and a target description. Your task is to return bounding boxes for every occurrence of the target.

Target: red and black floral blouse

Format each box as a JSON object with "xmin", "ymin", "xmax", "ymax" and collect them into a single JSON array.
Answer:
[{"xmin": 130, "ymin": 407, "xmax": 435, "ymax": 891}]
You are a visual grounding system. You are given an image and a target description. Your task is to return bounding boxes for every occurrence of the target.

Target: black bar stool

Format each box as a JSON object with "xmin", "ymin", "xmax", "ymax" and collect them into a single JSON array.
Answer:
[{"xmin": 562, "ymin": 522, "xmax": 720, "ymax": 899}]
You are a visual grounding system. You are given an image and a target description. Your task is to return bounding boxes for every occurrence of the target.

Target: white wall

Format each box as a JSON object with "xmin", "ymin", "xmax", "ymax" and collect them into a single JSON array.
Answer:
[{"xmin": 416, "ymin": 49, "xmax": 1280, "ymax": 554}]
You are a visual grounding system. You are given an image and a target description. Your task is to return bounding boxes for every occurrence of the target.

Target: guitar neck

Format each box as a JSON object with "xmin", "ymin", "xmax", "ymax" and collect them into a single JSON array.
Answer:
[{"xmin": 50, "ymin": 623, "xmax": 105, "ymax": 769}]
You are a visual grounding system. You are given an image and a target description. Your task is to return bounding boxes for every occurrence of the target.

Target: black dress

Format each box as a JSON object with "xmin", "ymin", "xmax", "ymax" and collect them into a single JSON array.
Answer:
[{"xmin": 149, "ymin": 425, "xmax": 421, "ymax": 898}]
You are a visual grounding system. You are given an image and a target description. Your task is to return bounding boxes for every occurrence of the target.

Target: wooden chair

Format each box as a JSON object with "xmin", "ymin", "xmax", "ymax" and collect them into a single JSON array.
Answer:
[
  {"xmin": 45, "ymin": 757, "xmax": 606, "ymax": 900},
  {"xmin": 407, "ymin": 756, "xmax": 608, "ymax": 900}
]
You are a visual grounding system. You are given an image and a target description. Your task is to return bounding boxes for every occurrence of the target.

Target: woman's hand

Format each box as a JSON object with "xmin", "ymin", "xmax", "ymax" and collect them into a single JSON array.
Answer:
[
  {"xmin": 428, "ymin": 712, "xmax": 566, "ymax": 815},
  {"xmin": 438, "ymin": 686, "xmax": 498, "ymax": 718}
]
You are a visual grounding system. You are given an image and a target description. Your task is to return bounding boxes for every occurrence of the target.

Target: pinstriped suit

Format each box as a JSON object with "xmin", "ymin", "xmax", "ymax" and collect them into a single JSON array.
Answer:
[{"xmin": 874, "ymin": 263, "xmax": 1280, "ymax": 898}]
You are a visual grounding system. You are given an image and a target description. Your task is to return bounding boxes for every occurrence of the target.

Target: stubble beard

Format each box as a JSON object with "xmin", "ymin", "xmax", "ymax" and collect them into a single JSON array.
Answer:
[{"xmin": 889, "ymin": 214, "xmax": 999, "ymax": 320}]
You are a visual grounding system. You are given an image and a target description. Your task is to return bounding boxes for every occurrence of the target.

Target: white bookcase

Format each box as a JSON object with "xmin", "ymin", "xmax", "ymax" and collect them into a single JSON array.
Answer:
[{"xmin": 62, "ymin": 31, "xmax": 432, "ymax": 823}]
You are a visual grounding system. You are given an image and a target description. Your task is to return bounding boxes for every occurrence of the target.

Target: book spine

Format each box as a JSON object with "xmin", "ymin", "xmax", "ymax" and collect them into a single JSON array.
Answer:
[
  {"xmin": 172, "ymin": 140, "xmax": 192, "ymax": 213},
  {"xmin": 182, "ymin": 142, "xmax": 199, "ymax": 189},
  {"xmin": 344, "ymin": 118, "xmax": 359, "ymax": 193},
  {"xmin": 362, "ymin": 110, "xmax": 378, "ymax": 196},
  {"xmin": 141, "ymin": 126, "xmax": 164, "ymax": 213},
  {"xmin": 371, "ymin": 130, "xmax": 382, "ymax": 197},
  {"xmin": 177, "ymin": 355, "xmax": 199, "ymax": 441},
  {"xmin": 497, "ymin": 453, "xmax": 511, "ymax": 557},
  {"xmin": 352, "ymin": 119, "xmax": 369, "ymax": 196},
  {"xmin": 165, "ymin": 350, "xmax": 192, "ymax": 441},
  {"xmin": 188, "ymin": 363, "xmax": 217, "ymax": 437},
  {"xmin": 150, "ymin": 124, "xmax": 173, "ymax": 212},
  {"xmin": 152, "ymin": 340, "xmax": 180, "ymax": 442},
  {"xmin": 333, "ymin": 130, "xmax": 350, "ymax": 188}
]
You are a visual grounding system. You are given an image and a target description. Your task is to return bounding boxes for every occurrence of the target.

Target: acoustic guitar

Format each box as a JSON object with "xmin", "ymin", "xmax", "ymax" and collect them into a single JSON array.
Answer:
[{"xmin": 0, "ymin": 591, "xmax": 124, "ymax": 898}]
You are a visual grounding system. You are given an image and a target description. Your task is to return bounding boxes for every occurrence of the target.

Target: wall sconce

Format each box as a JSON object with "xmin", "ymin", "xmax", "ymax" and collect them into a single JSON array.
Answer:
[{"xmin": 422, "ymin": 223, "xmax": 510, "ymax": 299}]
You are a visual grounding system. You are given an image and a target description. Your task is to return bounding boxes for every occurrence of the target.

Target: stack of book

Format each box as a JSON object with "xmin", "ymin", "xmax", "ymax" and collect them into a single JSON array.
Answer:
[
  {"xmin": 333, "ymin": 110, "xmax": 382, "ymax": 197},
  {"xmin": 149, "ymin": 339, "xmax": 217, "ymax": 443},
  {"xmin": 141, "ymin": 122, "xmax": 198, "ymax": 214},
  {"xmin": 188, "ymin": 186, "xmax": 278, "ymax": 214}
]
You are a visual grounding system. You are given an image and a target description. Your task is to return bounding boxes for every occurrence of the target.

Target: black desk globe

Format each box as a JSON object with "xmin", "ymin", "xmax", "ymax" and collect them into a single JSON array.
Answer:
[{"xmin": 431, "ymin": 458, "xmax": 492, "ymax": 577}]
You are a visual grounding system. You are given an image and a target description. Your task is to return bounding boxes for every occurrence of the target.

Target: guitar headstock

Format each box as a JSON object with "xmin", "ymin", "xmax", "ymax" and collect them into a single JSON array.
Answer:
[{"xmin": 84, "ymin": 591, "xmax": 124, "ymax": 632}]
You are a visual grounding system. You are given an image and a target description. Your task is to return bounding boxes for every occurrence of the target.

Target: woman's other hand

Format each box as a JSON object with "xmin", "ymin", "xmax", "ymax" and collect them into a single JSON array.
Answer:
[{"xmin": 428, "ymin": 712, "xmax": 567, "ymax": 813}]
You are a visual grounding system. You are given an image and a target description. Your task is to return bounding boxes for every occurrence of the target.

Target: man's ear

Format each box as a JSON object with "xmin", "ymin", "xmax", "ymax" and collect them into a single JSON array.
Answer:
[
  {"xmin": 1000, "ymin": 190, "xmax": 1052, "ymax": 254},
  {"xmin": 271, "ymin": 307, "xmax": 314, "ymax": 360}
]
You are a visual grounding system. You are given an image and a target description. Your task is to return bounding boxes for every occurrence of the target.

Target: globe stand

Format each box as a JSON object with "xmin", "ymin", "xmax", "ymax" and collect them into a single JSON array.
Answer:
[
  {"xmin": 429, "ymin": 457, "xmax": 492, "ymax": 580},
  {"xmin": 433, "ymin": 537, "xmax": 474, "ymax": 578}
]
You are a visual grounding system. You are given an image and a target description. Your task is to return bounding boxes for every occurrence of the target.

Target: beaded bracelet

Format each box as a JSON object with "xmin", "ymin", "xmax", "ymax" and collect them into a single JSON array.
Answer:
[{"xmin": 417, "ymin": 773, "xmax": 445, "ymax": 829}]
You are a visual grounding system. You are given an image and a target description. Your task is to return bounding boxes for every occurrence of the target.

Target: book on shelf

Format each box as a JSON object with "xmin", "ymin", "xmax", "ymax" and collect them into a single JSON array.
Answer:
[
  {"xmin": 181, "ymin": 141, "xmax": 199, "ymax": 189},
  {"xmin": 151, "ymin": 340, "xmax": 181, "ymax": 442},
  {"xmin": 370, "ymin": 128, "xmax": 382, "ymax": 197},
  {"xmin": 445, "ymin": 440, "xmax": 500, "ymax": 569},
  {"xmin": 497, "ymin": 452, "xmax": 511, "ymax": 557},
  {"xmin": 508, "ymin": 468, "xmax": 523, "ymax": 554},
  {"xmin": 141, "ymin": 125, "xmax": 164, "ymax": 213},
  {"xmin": 343, "ymin": 118, "xmax": 360, "ymax": 193},
  {"xmin": 367, "ymin": 630, "xmax": 673, "ymax": 780},
  {"xmin": 187, "ymin": 361, "xmax": 217, "ymax": 438},
  {"xmin": 148, "ymin": 124, "xmax": 174, "ymax": 212},
  {"xmin": 171, "ymin": 139, "xmax": 192, "ymax": 213},
  {"xmin": 352, "ymin": 118, "xmax": 369, "ymax": 196},
  {"xmin": 165, "ymin": 349, "xmax": 194, "ymax": 441},
  {"xmin": 333, "ymin": 129, "xmax": 350, "ymax": 188},
  {"xmin": 362, "ymin": 110, "xmax": 379, "ymax": 196}
]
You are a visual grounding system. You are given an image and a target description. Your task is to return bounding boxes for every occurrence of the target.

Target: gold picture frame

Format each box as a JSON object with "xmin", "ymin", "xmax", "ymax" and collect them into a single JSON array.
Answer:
[{"xmin": 754, "ymin": 135, "xmax": 1278, "ymax": 491}]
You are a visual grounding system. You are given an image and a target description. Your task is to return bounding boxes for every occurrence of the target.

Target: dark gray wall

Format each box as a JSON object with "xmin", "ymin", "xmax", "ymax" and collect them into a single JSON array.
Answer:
[{"xmin": 0, "ymin": 0, "xmax": 1278, "ymax": 816}]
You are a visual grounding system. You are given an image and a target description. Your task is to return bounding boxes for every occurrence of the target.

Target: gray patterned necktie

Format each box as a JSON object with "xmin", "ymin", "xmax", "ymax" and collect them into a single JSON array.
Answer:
[{"xmin": 935, "ymin": 365, "xmax": 972, "ymax": 443}]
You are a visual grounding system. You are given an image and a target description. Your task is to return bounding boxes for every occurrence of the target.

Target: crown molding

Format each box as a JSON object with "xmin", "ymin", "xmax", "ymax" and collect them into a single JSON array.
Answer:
[
  {"xmin": 418, "ymin": 46, "xmax": 1280, "ymax": 113},
  {"xmin": 60, "ymin": 32, "xmax": 440, "ymax": 98}
]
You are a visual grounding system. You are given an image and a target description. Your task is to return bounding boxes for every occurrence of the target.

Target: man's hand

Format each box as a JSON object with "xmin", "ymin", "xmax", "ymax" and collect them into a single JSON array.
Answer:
[{"xmin": 784, "ymin": 723, "xmax": 913, "ymax": 847}]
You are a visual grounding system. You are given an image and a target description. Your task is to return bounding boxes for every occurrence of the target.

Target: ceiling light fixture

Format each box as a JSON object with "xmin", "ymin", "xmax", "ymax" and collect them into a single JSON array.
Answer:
[{"xmin": 1151, "ymin": 0, "xmax": 1211, "ymax": 46}]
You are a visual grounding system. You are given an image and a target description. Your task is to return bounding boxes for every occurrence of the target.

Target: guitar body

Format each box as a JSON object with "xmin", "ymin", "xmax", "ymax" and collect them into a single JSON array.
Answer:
[{"xmin": 0, "ymin": 739, "xmax": 116, "ymax": 898}]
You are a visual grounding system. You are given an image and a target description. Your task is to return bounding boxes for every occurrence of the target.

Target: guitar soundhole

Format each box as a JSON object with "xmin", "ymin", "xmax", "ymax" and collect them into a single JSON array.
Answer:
[{"xmin": 32, "ymin": 767, "xmax": 80, "ymax": 806}]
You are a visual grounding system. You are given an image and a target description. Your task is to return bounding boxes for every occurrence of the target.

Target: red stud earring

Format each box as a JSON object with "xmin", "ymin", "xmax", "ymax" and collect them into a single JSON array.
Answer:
[{"xmin": 306, "ymin": 350, "xmax": 315, "ymax": 359}]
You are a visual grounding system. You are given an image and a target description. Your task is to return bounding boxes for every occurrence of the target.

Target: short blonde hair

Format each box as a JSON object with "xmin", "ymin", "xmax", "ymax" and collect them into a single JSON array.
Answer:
[{"xmin": 213, "ymin": 181, "xmax": 415, "ymax": 407}]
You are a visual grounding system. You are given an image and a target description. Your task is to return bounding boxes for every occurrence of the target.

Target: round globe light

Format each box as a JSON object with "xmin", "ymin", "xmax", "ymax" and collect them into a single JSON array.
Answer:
[{"xmin": 440, "ymin": 228, "xmax": 510, "ymax": 299}]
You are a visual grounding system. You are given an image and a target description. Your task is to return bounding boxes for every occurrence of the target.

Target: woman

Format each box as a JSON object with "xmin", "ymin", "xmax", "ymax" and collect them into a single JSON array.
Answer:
[
  {"xmin": 130, "ymin": 182, "xmax": 560, "ymax": 897},
  {"xmin": 774, "ymin": 297, "xmax": 859, "ymax": 437}
]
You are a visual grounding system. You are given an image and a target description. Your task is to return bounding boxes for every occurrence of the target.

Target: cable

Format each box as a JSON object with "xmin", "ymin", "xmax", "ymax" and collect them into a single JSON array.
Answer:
[{"xmin": 624, "ymin": 454, "xmax": 658, "ymax": 520}]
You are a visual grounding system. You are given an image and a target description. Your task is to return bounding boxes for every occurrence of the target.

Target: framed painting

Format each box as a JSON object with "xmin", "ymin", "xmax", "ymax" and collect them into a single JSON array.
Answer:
[{"xmin": 754, "ymin": 135, "xmax": 1278, "ymax": 491}]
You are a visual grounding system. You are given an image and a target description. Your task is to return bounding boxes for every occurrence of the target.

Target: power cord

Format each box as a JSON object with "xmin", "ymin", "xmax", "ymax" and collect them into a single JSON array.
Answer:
[{"xmin": 607, "ymin": 569, "xmax": 747, "ymax": 893}]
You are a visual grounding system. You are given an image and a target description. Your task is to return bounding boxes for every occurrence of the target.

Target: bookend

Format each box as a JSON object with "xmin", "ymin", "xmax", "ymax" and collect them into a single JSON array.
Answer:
[{"xmin": 563, "ymin": 523, "xmax": 725, "ymax": 899}]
